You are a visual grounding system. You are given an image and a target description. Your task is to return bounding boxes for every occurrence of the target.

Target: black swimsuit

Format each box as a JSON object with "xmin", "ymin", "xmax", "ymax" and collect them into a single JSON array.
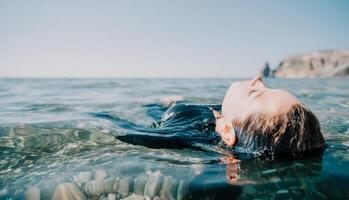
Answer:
[
  {"xmin": 160, "ymin": 103, "xmax": 218, "ymax": 134},
  {"xmin": 94, "ymin": 102, "xmax": 222, "ymax": 150}
]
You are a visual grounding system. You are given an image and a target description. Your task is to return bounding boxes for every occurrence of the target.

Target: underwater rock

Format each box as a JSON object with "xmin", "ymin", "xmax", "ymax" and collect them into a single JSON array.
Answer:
[
  {"xmin": 120, "ymin": 194, "xmax": 145, "ymax": 200},
  {"xmin": 98, "ymin": 194, "xmax": 109, "ymax": 200},
  {"xmin": 108, "ymin": 193, "xmax": 117, "ymax": 200},
  {"xmin": 74, "ymin": 171, "xmax": 94, "ymax": 188},
  {"xmin": 111, "ymin": 177, "xmax": 120, "ymax": 191},
  {"xmin": 176, "ymin": 179, "xmax": 189, "ymax": 200},
  {"xmin": 159, "ymin": 176, "xmax": 178, "ymax": 200},
  {"xmin": 144, "ymin": 171, "xmax": 163, "ymax": 198},
  {"xmin": 24, "ymin": 187, "xmax": 40, "ymax": 200},
  {"xmin": 39, "ymin": 176, "xmax": 72, "ymax": 200},
  {"xmin": 95, "ymin": 169, "xmax": 108, "ymax": 181},
  {"xmin": 83, "ymin": 178, "xmax": 115, "ymax": 197},
  {"xmin": 79, "ymin": 171, "xmax": 93, "ymax": 183},
  {"xmin": 133, "ymin": 173, "xmax": 148, "ymax": 195},
  {"xmin": 52, "ymin": 182, "xmax": 86, "ymax": 200},
  {"xmin": 73, "ymin": 175, "xmax": 83, "ymax": 188},
  {"xmin": 118, "ymin": 177, "xmax": 132, "ymax": 197}
]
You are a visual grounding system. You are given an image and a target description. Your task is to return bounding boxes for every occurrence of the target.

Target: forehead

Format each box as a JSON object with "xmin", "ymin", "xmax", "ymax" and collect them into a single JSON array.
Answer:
[
  {"xmin": 226, "ymin": 81, "xmax": 246, "ymax": 95},
  {"xmin": 221, "ymin": 81, "xmax": 249, "ymax": 117},
  {"xmin": 222, "ymin": 81, "xmax": 300, "ymax": 117}
]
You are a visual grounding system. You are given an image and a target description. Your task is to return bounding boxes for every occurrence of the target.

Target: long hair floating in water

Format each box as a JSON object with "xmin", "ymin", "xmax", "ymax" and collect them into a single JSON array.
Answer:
[{"xmin": 232, "ymin": 103, "xmax": 326, "ymax": 159}]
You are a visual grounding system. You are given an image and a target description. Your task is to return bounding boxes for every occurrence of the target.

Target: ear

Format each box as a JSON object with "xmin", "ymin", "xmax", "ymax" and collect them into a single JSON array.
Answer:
[
  {"xmin": 215, "ymin": 116, "xmax": 237, "ymax": 146},
  {"xmin": 212, "ymin": 109, "xmax": 222, "ymax": 119},
  {"xmin": 222, "ymin": 123, "xmax": 236, "ymax": 146}
]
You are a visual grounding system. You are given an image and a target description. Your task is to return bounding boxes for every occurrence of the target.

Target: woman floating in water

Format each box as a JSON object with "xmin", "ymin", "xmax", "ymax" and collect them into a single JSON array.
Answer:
[
  {"xmin": 90, "ymin": 76, "xmax": 327, "ymax": 199},
  {"xmin": 95, "ymin": 76, "xmax": 325, "ymax": 159}
]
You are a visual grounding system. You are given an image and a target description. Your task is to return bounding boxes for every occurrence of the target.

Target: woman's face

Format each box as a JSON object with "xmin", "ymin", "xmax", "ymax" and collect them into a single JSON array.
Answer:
[{"xmin": 221, "ymin": 76, "xmax": 300, "ymax": 122}]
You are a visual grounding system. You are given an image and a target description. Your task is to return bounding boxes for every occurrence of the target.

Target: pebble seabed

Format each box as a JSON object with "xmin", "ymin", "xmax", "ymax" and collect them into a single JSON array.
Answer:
[{"xmin": 22, "ymin": 168, "xmax": 190, "ymax": 200}]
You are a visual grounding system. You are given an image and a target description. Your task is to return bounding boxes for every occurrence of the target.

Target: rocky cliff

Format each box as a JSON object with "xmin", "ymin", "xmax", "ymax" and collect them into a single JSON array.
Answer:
[{"xmin": 261, "ymin": 50, "xmax": 349, "ymax": 78}]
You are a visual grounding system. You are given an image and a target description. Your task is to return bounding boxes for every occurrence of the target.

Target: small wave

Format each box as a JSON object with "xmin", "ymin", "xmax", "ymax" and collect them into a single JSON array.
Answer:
[
  {"xmin": 23, "ymin": 103, "xmax": 72, "ymax": 112},
  {"xmin": 158, "ymin": 95, "xmax": 184, "ymax": 106}
]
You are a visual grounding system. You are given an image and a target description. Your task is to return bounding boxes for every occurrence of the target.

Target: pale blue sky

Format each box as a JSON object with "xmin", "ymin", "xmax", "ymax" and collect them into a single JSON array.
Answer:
[{"xmin": 0, "ymin": 0, "xmax": 348, "ymax": 78}]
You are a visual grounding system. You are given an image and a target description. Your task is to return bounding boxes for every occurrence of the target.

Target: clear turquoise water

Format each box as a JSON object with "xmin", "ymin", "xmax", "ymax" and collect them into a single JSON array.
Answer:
[{"xmin": 0, "ymin": 78, "xmax": 349, "ymax": 199}]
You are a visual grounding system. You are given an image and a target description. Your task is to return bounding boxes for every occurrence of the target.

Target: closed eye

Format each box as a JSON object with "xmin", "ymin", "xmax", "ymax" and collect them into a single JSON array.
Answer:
[
  {"xmin": 249, "ymin": 89, "xmax": 257, "ymax": 96},
  {"xmin": 249, "ymin": 89, "xmax": 265, "ymax": 99}
]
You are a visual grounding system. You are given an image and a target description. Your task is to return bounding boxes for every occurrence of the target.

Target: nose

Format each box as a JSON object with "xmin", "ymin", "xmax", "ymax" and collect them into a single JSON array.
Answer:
[{"xmin": 250, "ymin": 75, "xmax": 263, "ymax": 86}]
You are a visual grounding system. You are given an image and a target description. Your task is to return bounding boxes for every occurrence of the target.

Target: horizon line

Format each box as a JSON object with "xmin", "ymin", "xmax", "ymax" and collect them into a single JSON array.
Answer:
[{"xmin": 0, "ymin": 75, "xmax": 252, "ymax": 79}]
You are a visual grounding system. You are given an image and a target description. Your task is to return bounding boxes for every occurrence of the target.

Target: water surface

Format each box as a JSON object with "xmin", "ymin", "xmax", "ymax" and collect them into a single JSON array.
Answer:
[{"xmin": 0, "ymin": 78, "xmax": 349, "ymax": 199}]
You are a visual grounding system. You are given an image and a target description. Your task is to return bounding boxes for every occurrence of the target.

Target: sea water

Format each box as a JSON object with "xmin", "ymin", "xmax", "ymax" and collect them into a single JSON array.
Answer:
[{"xmin": 0, "ymin": 78, "xmax": 348, "ymax": 199}]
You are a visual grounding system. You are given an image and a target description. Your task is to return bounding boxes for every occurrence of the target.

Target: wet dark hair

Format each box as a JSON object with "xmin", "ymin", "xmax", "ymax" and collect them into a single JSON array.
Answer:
[{"xmin": 232, "ymin": 104, "xmax": 326, "ymax": 158}]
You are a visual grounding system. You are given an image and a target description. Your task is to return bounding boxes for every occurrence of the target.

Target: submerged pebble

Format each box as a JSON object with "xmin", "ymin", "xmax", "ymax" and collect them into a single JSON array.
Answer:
[
  {"xmin": 112, "ymin": 177, "xmax": 120, "ymax": 191},
  {"xmin": 108, "ymin": 193, "xmax": 117, "ymax": 200},
  {"xmin": 159, "ymin": 176, "xmax": 178, "ymax": 200},
  {"xmin": 121, "ymin": 193, "xmax": 145, "ymax": 200},
  {"xmin": 98, "ymin": 194, "xmax": 109, "ymax": 200},
  {"xmin": 95, "ymin": 169, "xmax": 108, "ymax": 181},
  {"xmin": 79, "ymin": 171, "xmax": 93, "ymax": 183},
  {"xmin": 52, "ymin": 182, "xmax": 86, "ymax": 200},
  {"xmin": 176, "ymin": 179, "xmax": 188, "ymax": 200},
  {"xmin": 73, "ymin": 175, "xmax": 83, "ymax": 188},
  {"xmin": 39, "ymin": 176, "xmax": 72, "ymax": 200},
  {"xmin": 118, "ymin": 177, "xmax": 132, "ymax": 197},
  {"xmin": 144, "ymin": 171, "xmax": 163, "ymax": 198},
  {"xmin": 24, "ymin": 187, "xmax": 40, "ymax": 200},
  {"xmin": 133, "ymin": 173, "xmax": 148, "ymax": 195},
  {"xmin": 83, "ymin": 178, "xmax": 115, "ymax": 197}
]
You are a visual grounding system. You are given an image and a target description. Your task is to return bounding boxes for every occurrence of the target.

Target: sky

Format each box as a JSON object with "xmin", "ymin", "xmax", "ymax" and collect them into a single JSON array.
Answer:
[{"xmin": 0, "ymin": 0, "xmax": 348, "ymax": 78}]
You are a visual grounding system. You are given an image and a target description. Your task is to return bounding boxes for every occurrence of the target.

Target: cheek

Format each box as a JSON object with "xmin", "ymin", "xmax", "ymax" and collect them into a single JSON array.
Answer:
[
  {"xmin": 223, "ymin": 99, "xmax": 249, "ymax": 121},
  {"xmin": 215, "ymin": 119, "xmax": 224, "ymax": 133},
  {"xmin": 222, "ymin": 86, "xmax": 246, "ymax": 116}
]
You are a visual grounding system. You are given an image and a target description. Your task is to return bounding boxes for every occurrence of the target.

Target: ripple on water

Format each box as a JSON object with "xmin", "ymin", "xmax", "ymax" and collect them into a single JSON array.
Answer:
[{"xmin": 1, "ymin": 78, "xmax": 349, "ymax": 199}]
